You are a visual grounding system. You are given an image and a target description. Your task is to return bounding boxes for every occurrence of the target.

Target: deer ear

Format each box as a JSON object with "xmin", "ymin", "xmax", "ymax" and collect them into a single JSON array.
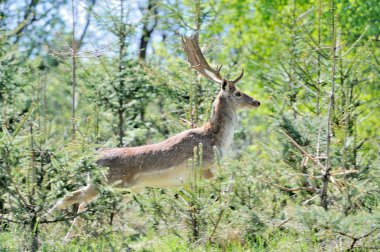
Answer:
[{"xmin": 221, "ymin": 79, "xmax": 229, "ymax": 92}]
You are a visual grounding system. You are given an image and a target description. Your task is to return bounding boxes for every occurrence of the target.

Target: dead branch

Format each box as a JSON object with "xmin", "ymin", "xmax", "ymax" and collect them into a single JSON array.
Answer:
[
  {"xmin": 280, "ymin": 129, "xmax": 327, "ymax": 173},
  {"xmin": 276, "ymin": 217, "xmax": 292, "ymax": 228},
  {"xmin": 320, "ymin": 224, "xmax": 379, "ymax": 250},
  {"xmin": 260, "ymin": 178, "xmax": 319, "ymax": 193}
]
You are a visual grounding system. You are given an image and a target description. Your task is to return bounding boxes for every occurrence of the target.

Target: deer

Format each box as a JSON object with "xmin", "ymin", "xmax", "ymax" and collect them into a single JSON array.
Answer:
[{"xmin": 48, "ymin": 33, "xmax": 260, "ymax": 240}]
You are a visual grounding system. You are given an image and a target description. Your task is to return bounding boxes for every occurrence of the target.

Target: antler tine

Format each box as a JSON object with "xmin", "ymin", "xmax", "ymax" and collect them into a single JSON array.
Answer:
[
  {"xmin": 230, "ymin": 69, "xmax": 244, "ymax": 85},
  {"xmin": 182, "ymin": 32, "xmax": 224, "ymax": 84},
  {"xmin": 217, "ymin": 64, "xmax": 223, "ymax": 72}
]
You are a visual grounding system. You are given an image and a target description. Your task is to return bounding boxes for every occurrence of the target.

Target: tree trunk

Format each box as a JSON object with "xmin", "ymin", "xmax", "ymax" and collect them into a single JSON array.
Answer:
[
  {"xmin": 118, "ymin": 108, "xmax": 124, "ymax": 147},
  {"xmin": 71, "ymin": 0, "xmax": 77, "ymax": 140},
  {"xmin": 139, "ymin": 0, "xmax": 158, "ymax": 60},
  {"xmin": 320, "ymin": 0, "xmax": 337, "ymax": 211}
]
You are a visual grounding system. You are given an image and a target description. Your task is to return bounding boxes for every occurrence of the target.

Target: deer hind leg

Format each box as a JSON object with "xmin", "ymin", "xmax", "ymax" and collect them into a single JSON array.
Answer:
[
  {"xmin": 48, "ymin": 185, "xmax": 98, "ymax": 214},
  {"xmin": 63, "ymin": 201, "xmax": 92, "ymax": 241},
  {"xmin": 48, "ymin": 185, "xmax": 98, "ymax": 241}
]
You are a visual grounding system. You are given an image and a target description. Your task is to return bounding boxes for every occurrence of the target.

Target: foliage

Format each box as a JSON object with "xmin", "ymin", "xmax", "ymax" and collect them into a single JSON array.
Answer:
[{"xmin": 0, "ymin": 0, "xmax": 379, "ymax": 251}]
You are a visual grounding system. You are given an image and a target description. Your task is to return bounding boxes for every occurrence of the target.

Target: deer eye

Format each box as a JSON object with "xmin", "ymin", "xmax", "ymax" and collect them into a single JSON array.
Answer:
[{"xmin": 235, "ymin": 92, "xmax": 242, "ymax": 97}]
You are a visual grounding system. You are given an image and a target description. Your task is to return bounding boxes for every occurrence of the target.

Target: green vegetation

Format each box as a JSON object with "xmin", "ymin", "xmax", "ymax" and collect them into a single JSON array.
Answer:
[{"xmin": 0, "ymin": 0, "xmax": 379, "ymax": 251}]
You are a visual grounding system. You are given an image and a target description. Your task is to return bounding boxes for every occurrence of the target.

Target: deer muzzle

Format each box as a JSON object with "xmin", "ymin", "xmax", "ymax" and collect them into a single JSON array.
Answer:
[{"xmin": 252, "ymin": 100, "xmax": 261, "ymax": 107}]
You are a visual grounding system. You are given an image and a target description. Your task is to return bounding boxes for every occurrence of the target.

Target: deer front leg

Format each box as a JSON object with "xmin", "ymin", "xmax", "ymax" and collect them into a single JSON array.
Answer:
[
  {"xmin": 224, "ymin": 174, "xmax": 235, "ymax": 193},
  {"xmin": 202, "ymin": 169, "xmax": 234, "ymax": 193}
]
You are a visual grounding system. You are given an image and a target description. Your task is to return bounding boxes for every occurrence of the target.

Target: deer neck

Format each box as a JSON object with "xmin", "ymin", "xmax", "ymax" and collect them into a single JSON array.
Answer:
[{"xmin": 209, "ymin": 94, "xmax": 238, "ymax": 156}]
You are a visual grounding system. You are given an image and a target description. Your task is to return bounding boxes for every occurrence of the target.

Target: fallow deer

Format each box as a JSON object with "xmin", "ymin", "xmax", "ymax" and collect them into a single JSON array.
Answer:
[{"xmin": 49, "ymin": 33, "xmax": 260, "ymax": 240}]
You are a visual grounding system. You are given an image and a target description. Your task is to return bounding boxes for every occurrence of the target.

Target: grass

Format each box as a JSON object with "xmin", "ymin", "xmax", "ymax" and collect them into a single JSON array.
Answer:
[
  {"xmin": 0, "ymin": 223, "xmax": 328, "ymax": 252},
  {"xmin": 2, "ymin": 219, "xmax": 379, "ymax": 252}
]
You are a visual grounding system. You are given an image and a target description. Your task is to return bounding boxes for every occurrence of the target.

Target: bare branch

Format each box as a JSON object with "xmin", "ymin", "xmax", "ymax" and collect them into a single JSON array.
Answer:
[{"xmin": 280, "ymin": 129, "xmax": 327, "ymax": 172}]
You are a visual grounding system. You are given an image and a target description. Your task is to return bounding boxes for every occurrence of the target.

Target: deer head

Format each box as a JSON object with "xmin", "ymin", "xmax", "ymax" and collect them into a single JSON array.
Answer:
[{"xmin": 181, "ymin": 32, "xmax": 260, "ymax": 109}]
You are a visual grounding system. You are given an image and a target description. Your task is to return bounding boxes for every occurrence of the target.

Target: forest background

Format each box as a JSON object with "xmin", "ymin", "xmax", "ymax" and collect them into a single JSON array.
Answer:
[{"xmin": 0, "ymin": 0, "xmax": 379, "ymax": 251}]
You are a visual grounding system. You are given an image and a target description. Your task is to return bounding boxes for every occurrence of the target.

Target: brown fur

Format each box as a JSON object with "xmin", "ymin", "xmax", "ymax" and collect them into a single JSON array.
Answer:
[
  {"xmin": 97, "ymin": 87, "xmax": 258, "ymax": 187},
  {"xmin": 98, "ymin": 126, "xmax": 214, "ymax": 184}
]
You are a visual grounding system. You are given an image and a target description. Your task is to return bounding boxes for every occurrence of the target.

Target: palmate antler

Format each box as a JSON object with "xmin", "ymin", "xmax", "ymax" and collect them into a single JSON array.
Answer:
[{"xmin": 181, "ymin": 32, "xmax": 244, "ymax": 86}]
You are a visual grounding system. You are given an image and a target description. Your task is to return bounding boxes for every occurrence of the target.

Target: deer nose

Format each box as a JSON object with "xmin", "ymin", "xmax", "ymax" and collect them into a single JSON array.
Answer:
[{"xmin": 257, "ymin": 101, "xmax": 261, "ymax": 106}]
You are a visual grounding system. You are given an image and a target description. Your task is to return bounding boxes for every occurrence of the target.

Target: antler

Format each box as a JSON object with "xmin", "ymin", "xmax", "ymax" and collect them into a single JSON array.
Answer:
[{"xmin": 181, "ymin": 32, "xmax": 244, "ymax": 86}]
